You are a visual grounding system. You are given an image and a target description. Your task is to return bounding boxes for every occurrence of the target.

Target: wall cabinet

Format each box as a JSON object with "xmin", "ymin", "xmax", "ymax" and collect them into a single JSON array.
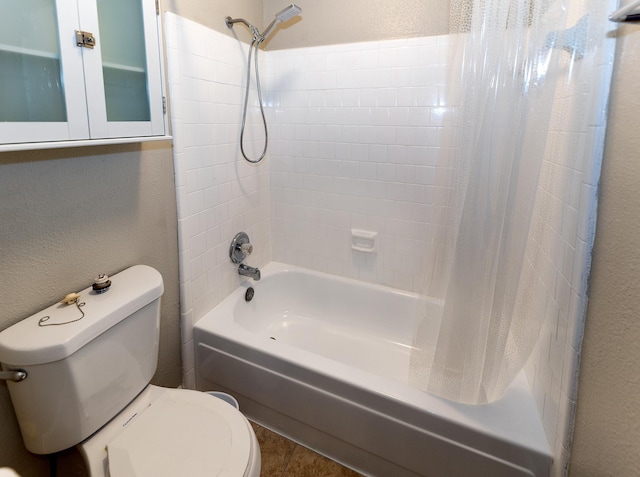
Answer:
[{"xmin": 0, "ymin": 0, "xmax": 167, "ymax": 151}]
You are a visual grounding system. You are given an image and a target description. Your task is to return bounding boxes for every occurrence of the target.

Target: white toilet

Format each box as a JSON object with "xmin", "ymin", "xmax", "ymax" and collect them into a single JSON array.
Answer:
[{"xmin": 0, "ymin": 265, "xmax": 260, "ymax": 477}]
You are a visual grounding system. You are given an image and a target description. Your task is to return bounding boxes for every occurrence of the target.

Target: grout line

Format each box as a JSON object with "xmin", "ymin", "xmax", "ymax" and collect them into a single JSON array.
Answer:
[{"xmin": 279, "ymin": 443, "xmax": 298, "ymax": 477}]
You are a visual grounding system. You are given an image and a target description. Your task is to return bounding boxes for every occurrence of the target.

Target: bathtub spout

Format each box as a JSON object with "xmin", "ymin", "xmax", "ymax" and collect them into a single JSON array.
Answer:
[{"xmin": 238, "ymin": 263, "xmax": 261, "ymax": 280}]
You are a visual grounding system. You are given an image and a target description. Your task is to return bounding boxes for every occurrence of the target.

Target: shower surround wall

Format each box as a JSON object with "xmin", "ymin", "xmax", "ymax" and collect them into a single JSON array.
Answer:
[
  {"xmin": 165, "ymin": 11, "xmax": 613, "ymax": 476},
  {"xmin": 164, "ymin": 13, "xmax": 272, "ymax": 388},
  {"xmin": 521, "ymin": 18, "xmax": 615, "ymax": 473},
  {"xmin": 266, "ymin": 39, "xmax": 453, "ymax": 292},
  {"xmin": 166, "ymin": 12, "xmax": 454, "ymax": 386}
]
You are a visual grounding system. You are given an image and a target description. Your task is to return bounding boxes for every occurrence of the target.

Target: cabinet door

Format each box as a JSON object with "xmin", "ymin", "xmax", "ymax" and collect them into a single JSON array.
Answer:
[
  {"xmin": 79, "ymin": 0, "xmax": 165, "ymax": 139},
  {"xmin": 0, "ymin": 0, "xmax": 89, "ymax": 144}
]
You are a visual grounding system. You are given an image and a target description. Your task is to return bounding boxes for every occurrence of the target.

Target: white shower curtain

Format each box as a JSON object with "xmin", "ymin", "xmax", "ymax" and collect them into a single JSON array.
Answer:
[{"xmin": 409, "ymin": 0, "xmax": 602, "ymax": 404}]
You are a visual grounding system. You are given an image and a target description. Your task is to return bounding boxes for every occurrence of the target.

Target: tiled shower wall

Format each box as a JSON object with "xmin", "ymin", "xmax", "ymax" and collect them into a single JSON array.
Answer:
[
  {"xmin": 165, "ymin": 13, "xmax": 272, "ymax": 387},
  {"xmin": 521, "ymin": 6, "xmax": 616, "ymax": 474},
  {"xmin": 165, "ymin": 10, "xmax": 614, "ymax": 476},
  {"xmin": 266, "ymin": 38, "xmax": 454, "ymax": 293}
]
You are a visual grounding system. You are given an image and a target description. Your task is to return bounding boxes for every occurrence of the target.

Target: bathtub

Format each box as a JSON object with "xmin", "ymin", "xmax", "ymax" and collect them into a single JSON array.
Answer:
[{"xmin": 194, "ymin": 262, "xmax": 552, "ymax": 477}]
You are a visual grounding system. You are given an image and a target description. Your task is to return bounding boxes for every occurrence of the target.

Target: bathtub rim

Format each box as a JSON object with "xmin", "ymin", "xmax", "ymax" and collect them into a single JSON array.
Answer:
[{"xmin": 194, "ymin": 261, "xmax": 551, "ymax": 461}]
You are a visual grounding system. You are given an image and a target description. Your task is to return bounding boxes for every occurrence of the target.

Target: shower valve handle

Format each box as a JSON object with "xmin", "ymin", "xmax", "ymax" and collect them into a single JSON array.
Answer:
[{"xmin": 230, "ymin": 232, "xmax": 254, "ymax": 264}]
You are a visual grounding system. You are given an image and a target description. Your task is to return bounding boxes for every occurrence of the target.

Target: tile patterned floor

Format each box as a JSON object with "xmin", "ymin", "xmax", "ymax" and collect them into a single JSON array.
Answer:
[{"xmin": 251, "ymin": 422, "xmax": 364, "ymax": 477}]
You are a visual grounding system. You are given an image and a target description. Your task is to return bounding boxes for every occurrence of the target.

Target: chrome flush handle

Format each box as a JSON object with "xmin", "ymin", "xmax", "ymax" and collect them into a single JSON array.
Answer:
[{"xmin": 0, "ymin": 369, "xmax": 27, "ymax": 382}]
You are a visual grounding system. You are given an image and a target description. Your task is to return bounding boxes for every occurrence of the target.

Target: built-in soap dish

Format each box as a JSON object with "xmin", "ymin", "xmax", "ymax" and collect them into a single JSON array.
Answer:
[{"xmin": 351, "ymin": 229, "xmax": 377, "ymax": 253}]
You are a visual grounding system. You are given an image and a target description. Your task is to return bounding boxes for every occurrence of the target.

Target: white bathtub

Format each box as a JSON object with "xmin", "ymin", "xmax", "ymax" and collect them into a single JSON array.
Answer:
[{"xmin": 194, "ymin": 262, "xmax": 551, "ymax": 477}]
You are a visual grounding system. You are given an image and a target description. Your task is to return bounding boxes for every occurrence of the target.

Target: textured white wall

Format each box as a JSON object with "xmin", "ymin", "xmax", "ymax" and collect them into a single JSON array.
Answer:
[
  {"xmin": 163, "ymin": 0, "xmax": 264, "ymax": 44},
  {"xmin": 262, "ymin": 0, "xmax": 450, "ymax": 50},
  {"xmin": 162, "ymin": 0, "xmax": 450, "ymax": 50}
]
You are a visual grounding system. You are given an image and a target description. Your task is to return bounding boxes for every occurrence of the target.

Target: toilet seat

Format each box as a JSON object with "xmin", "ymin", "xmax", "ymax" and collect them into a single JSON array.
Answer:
[{"xmin": 106, "ymin": 389, "xmax": 254, "ymax": 477}]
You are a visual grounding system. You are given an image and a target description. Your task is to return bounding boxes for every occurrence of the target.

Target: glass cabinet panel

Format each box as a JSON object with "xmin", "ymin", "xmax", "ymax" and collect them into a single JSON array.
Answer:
[
  {"xmin": 0, "ymin": 0, "xmax": 66, "ymax": 122},
  {"xmin": 96, "ymin": 0, "xmax": 150, "ymax": 122},
  {"xmin": 0, "ymin": 0, "xmax": 165, "ymax": 149}
]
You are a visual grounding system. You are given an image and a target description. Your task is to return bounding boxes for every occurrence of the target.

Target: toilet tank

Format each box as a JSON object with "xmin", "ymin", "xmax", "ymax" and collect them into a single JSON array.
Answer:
[{"xmin": 0, "ymin": 265, "xmax": 164, "ymax": 455}]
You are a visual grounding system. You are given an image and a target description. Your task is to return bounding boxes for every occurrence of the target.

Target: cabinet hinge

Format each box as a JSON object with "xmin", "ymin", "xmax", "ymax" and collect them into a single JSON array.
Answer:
[
  {"xmin": 162, "ymin": 97, "xmax": 167, "ymax": 114},
  {"xmin": 155, "ymin": 0, "xmax": 160, "ymax": 15}
]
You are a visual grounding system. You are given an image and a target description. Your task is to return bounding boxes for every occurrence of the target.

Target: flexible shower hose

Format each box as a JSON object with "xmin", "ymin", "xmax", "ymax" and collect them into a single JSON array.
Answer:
[{"xmin": 239, "ymin": 38, "xmax": 268, "ymax": 164}]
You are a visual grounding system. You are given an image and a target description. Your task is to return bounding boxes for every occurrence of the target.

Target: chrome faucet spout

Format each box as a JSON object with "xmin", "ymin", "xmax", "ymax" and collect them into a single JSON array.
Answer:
[{"xmin": 238, "ymin": 263, "xmax": 261, "ymax": 281}]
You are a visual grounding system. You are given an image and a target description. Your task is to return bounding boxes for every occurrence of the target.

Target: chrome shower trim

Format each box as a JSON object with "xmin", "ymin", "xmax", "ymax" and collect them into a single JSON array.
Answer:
[{"xmin": 225, "ymin": 16, "xmax": 252, "ymax": 30}]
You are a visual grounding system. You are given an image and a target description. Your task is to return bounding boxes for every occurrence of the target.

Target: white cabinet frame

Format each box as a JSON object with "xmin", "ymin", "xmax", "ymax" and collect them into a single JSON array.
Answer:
[{"xmin": 0, "ymin": 0, "xmax": 168, "ymax": 151}]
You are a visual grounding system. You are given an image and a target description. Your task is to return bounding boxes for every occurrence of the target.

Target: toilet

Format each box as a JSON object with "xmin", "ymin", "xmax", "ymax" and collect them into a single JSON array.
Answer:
[{"xmin": 0, "ymin": 265, "xmax": 260, "ymax": 477}]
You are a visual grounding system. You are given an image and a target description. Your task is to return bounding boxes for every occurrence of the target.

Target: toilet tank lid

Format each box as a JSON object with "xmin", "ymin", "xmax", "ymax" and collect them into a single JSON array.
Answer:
[{"xmin": 0, "ymin": 265, "xmax": 164, "ymax": 366}]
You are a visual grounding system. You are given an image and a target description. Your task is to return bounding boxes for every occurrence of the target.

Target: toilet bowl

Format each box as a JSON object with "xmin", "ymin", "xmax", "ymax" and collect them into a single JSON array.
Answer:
[
  {"xmin": 0, "ymin": 265, "xmax": 260, "ymax": 477},
  {"xmin": 79, "ymin": 385, "xmax": 260, "ymax": 477}
]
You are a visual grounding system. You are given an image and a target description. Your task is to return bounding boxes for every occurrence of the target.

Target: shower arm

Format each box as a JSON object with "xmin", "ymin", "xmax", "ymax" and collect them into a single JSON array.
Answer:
[{"xmin": 226, "ymin": 17, "xmax": 264, "ymax": 42}]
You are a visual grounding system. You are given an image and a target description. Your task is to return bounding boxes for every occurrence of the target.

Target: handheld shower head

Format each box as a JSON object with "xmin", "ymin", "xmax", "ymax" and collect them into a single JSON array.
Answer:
[
  {"xmin": 275, "ymin": 4, "xmax": 303, "ymax": 22},
  {"xmin": 228, "ymin": 4, "xmax": 303, "ymax": 163},
  {"xmin": 261, "ymin": 4, "xmax": 302, "ymax": 41}
]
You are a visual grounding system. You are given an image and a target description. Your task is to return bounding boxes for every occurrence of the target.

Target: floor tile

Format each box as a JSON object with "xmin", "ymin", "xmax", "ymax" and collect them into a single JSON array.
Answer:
[
  {"xmin": 282, "ymin": 444, "xmax": 364, "ymax": 477},
  {"xmin": 250, "ymin": 421, "xmax": 364, "ymax": 477},
  {"xmin": 251, "ymin": 422, "xmax": 296, "ymax": 476}
]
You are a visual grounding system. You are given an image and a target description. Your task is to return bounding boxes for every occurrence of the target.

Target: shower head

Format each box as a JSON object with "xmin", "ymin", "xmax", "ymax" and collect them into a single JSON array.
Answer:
[
  {"xmin": 261, "ymin": 4, "xmax": 302, "ymax": 41},
  {"xmin": 275, "ymin": 4, "xmax": 303, "ymax": 22}
]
